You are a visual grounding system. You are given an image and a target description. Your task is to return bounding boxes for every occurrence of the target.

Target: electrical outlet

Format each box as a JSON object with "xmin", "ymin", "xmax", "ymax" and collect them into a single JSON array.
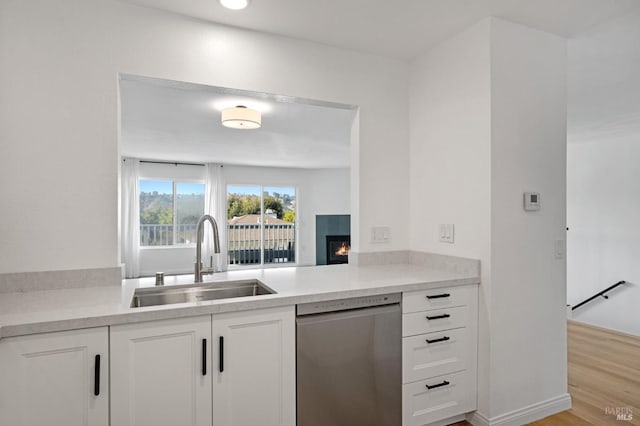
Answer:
[
  {"xmin": 371, "ymin": 226, "xmax": 390, "ymax": 243},
  {"xmin": 439, "ymin": 224, "xmax": 455, "ymax": 243}
]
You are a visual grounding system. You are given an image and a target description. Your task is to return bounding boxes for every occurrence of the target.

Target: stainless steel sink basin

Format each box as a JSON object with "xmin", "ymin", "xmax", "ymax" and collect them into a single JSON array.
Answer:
[{"xmin": 131, "ymin": 279, "xmax": 275, "ymax": 308}]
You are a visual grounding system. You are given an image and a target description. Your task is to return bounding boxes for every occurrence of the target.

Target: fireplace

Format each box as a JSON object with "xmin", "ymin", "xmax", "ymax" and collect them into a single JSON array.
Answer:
[{"xmin": 326, "ymin": 235, "xmax": 351, "ymax": 265}]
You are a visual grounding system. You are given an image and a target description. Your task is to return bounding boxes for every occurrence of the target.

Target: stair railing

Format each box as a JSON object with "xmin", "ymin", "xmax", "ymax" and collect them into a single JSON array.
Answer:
[{"xmin": 571, "ymin": 280, "xmax": 626, "ymax": 311}]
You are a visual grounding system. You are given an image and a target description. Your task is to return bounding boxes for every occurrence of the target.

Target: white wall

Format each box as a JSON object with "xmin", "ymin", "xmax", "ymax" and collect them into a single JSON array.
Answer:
[
  {"xmin": 567, "ymin": 10, "xmax": 640, "ymax": 336},
  {"xmin": 409, "ymin": 21, "xmax": 492, "ymax": 260},
  {"xmin": 409, "ymin": 20, "xmax": 494, "ymax": 416},
  {"xmin": 490, "ymin": 18, "xmax": 568, "ymax": 417},
  {"xmin": 0, "ymin": 0, "xmax": 408, "ymax": 274},
  {"xmin": 410, "ymin": 18, "xmax": 568, "ymax": 421}
]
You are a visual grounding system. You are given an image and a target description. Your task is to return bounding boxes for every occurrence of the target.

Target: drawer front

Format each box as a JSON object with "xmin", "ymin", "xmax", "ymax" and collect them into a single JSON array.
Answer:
[
  {"xmin": 403, "ymin": 286, "xmax": 475, "ymax": 314},
  {"xmin": 402, "ymin": 370, "xmax": 475, "ymax": 426},
  {"xmin": 402, "ymin": 327, "xmax": 469, "ymax": 383},
  {"xmin": 402, "ymin": 306, "xmax": 469, "ymax": 337}
]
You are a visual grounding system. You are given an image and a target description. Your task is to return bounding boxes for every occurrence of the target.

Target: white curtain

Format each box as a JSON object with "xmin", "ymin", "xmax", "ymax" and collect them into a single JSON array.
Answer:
[
  {"xmin": 204, "ymin": 163, "xmax": 227, "ymax": 272},
  {"xmin": 121, "ymin": 158, "xmax": 140, "ymax": 278}
]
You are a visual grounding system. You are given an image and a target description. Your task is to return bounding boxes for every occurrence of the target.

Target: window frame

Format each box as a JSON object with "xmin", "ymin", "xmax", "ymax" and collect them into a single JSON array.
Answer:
[
  {"xmin": 226, "ymin": 183, "xmax": 298, "ymax": 269},
  {"xmin": 138, "ymin": 177, "xmax": 205, "ymax": 248}
]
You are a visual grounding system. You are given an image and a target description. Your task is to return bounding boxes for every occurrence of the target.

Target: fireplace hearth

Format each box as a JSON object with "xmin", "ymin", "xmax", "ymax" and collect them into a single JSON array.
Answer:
[{"xmin": 326, "ymin": 235, "xmax": 351, "ymax": 265}]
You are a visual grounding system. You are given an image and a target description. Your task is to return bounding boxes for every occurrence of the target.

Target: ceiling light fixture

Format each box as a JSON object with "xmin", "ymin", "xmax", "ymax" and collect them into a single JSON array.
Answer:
[
  {"xmin": 219, "ymin": 0, "xmax": 249, "ymax": 10},
  {"xmin": 221, "ymin": 105, "xmax": 261, "ymax": 129}
]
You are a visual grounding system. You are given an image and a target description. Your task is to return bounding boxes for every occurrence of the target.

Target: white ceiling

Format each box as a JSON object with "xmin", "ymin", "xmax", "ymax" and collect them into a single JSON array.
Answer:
[
  {"xmin": 119, "ymin": 75, "xmax": 355, "ymax": 168},
  {"xmin": 120, "ymin": 1, "xmax": 640, "ymax": 166},
  {"xmin": 123, "ymin": 0, "xmax": 640, "ymax": 60}
]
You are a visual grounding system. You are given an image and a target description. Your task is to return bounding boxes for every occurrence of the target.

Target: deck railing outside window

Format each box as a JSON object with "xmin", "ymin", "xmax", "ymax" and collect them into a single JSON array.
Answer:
[
  {"xmin": 140, "ymin": 223, "xmax": 296, "ymax": 265},
  {"xmin": 227, "ymin": 223, "xmax": 295, "ymax": 265},
  {"xmin": 140, "ymin": 224, "xmax": 198, "ymax": 246}
]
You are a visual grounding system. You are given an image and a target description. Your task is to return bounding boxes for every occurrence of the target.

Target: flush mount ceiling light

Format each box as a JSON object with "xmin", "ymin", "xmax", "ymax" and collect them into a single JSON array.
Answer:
[
  {"xmin": 219, "ymin": 0, "xmax": 249, "ymax": 10},
  {"xmin": 221, "ymin": 105, "xmax": 261, "ymax": 129}
]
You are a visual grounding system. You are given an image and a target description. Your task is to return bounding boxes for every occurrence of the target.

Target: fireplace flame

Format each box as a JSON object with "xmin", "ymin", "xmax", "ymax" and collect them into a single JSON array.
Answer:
[{"xmin": 335, "ymin": 241, "xmax": 350, "ymax": 256}]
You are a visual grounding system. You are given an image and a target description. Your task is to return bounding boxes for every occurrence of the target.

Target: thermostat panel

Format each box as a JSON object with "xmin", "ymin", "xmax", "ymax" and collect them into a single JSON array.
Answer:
[{"xmin": 523, "ymin": 192, "xmax": 540, "ymax": 211}]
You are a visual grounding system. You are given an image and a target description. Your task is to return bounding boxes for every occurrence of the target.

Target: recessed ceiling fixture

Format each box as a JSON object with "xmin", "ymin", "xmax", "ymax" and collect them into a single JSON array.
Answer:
[
  {"xmin": 219, "ymin": 0, "xmax": 249, "ymax": 10},
  {"xmin": 221, "ymin": 105, "xmax": 261, "ymax": 129}
]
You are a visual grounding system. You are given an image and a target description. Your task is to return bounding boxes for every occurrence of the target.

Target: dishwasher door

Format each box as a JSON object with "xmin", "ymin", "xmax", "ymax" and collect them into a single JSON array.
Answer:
[{"xmin": 296, "ymin": 304, "xmax": 401, "ymax": 426}]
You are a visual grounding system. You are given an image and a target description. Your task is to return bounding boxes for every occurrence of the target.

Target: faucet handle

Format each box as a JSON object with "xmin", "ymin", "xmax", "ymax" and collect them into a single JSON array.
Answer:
[{"xmin": 209, "ymin": 256, "xmax": 214, "ymax": 268}]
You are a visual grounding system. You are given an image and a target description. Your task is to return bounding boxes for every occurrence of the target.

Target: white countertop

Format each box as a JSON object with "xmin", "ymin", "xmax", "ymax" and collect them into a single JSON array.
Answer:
[{"xmin": 0, "ymin": 264, "xmax": 479, "ymax": 340}]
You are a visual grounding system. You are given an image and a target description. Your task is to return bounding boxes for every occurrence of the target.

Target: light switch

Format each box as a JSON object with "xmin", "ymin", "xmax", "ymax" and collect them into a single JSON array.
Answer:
[
  {"xmin": 439, "ymin": 224, "xmax": 455, "ymax": 243},
  {"xmin": 554, "ymin": 239, "xmax": 565, "ymax": 260}
]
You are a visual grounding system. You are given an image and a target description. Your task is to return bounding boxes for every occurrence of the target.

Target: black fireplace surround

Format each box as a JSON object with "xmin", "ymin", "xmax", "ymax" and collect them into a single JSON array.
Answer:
[{"xmin": 326, "ymin": 235, "xmax": 350, "ymax": 265}]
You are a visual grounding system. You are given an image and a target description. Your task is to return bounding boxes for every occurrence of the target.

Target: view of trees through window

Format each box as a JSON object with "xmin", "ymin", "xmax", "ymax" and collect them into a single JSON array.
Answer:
[
  {"xmin": 139, "ymin": 180, "xmax": 205, "ymax": 246},
  {"xmin": 227, "ymin": 185, "xmax": 296, "ymax": 266}
]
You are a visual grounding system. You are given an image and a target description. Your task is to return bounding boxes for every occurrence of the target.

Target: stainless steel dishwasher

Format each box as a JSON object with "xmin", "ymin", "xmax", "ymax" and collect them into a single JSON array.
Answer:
[{"xmin": 296, "ymin": 293, "xmax": 402, "ymax": 426}]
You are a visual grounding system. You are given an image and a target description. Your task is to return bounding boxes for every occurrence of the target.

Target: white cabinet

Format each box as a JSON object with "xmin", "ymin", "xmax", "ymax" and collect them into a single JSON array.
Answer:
[
  {"xmin": 110, "ymin": 315, "xmax": 212, "ymax": 426},
  {"xmin": 0, "ymin": 327, "xmax": 109, "ymax": 426},
  {"xmin": 110, "ymin": 306, "xmax": 295, "ymax": 426},
  {"xmin": 403, "ymin": 370, "xmax": 475, "ymax": 425},
  {"xmin": 402, "ymin": 285, "xmax": 478, "ymax": 426},
  {"xmin": 212, "ymin": 306, "xmax": 296, "ymax": 426}
]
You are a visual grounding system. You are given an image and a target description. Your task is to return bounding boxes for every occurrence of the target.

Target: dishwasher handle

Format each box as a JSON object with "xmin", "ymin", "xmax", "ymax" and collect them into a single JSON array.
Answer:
[
  {"xmin": 297, "ymin": 293, "xmax": 401, "ymax": 316},
  {"xmin": 296, "ymin": 303, "xmax": 400, "ymax": 325}
]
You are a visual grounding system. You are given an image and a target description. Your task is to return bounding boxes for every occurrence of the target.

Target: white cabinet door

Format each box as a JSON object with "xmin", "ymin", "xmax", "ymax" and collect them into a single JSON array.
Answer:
[
  {"xmin": 0, "ymin": 327, "xmax": 109, "ymax": 426},
  {"xmin": 110, "ymin": 316, "xmax": 212, "ymax": 426},
  {"xmin": 212, "ymin": 306, "xmax": 295, "ymax": 426}
]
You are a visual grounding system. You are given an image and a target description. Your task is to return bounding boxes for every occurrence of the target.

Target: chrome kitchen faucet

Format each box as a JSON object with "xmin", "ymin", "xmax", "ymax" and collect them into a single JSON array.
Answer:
[{"xmin": 194, "ymin": 214, "xmax": 221, "ymax": 283}]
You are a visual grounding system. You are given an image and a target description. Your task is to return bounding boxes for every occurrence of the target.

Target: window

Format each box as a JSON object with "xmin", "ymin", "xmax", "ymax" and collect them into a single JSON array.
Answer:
[
  {"xmin": 227, "ymin": 185, "xmax": 296, "ymax": 266},
  {"xmin": 139, "ymin": 179, "xmax": 205, "ymax": 246}
]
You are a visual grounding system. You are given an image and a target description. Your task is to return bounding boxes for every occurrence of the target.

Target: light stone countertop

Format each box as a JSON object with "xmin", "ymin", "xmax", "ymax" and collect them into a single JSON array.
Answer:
[{"xmin": 0, "ymin": 264, "xmax": 479, "ymax": 340}]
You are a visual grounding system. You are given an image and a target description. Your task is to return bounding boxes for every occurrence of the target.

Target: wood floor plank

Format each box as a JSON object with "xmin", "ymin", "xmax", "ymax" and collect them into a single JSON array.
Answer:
[
  {"xmin": 529, "ymin": 409, "xmax": 595, "ymax": 426},
  {"xmin": 530, "ymin": 321, "xmax": 639, "ymax": 426}
]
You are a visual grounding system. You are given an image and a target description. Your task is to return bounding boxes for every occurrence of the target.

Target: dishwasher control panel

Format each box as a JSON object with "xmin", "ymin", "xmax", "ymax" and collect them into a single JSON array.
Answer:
[{"xmin": 297, "ymin": 293, "xmax": 401, "ymax": 316}]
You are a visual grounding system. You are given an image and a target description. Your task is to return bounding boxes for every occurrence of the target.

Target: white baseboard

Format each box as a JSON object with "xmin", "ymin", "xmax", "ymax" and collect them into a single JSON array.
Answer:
[
  {"xmin": 467, "ymin": 393, "xmax": 572, "ymax": 426},
  {"xmin": 468, "ymin": 411, "xmax": 490, "ymax": 426}
]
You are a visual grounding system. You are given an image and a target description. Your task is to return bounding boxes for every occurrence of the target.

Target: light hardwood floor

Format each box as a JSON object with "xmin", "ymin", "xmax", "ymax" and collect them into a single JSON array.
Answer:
[{"xmin": 453, "ymin": 320, "xmax": 640, "ymax": 426}]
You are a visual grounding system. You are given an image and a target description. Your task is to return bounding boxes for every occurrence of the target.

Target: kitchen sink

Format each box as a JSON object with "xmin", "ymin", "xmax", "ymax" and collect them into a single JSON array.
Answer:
[{"xmin": 130, "ymin": 279, "xmax": 275, "ymax": 308}]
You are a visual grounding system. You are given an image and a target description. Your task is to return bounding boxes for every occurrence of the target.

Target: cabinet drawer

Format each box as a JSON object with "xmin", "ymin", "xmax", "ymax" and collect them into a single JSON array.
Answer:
[
  {"xmin": 402, "ymin": 370, "xmax": 475, "ymax": 426},
  {"xmin": 402, "ymin": 306, "xmax": 468, "ymax": 337},
  {"xmin": 403, "ymin": 327, "xmax": 469, "ymax": 383},
  {"xmin": 403, "ymin": 286, "xmax": 475, "ymax": 314}
]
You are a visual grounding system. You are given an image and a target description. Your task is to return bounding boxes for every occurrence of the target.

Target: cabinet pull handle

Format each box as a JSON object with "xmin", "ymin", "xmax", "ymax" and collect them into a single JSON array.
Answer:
[
  {"xmin": 219, "ymin": 336, "xmax": 224, "ymax": 373},
  {"xmin": 426, "ymin": 293, "xmax": 450, "ymax": 299},
  {"xmin": 426, "ymin": 313, "xmax": 451, "ymax": 320},
  {"xmin": 94, "ymin": 354, "xmax": 100, "ymax": 396},
  {"xmin": 202, "ymin": 339, "xmax": 207, "ymax": 376},
  {"xmin": 426, "ymin": 380, "xmax": 450, "ymax": 390},
  {"xmin": 426, "ymin": 336, "xmax": 450, "ymax": 344}
]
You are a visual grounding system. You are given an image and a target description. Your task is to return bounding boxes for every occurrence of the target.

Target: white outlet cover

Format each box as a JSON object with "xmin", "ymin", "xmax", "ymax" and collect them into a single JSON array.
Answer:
[
  {"xmin": 371, "ymin": 226, "xmax": 390, "ymax": 243},
  {"xmin": 439, "ymin": 224, "xmax": 455, "ymax": 243}
]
